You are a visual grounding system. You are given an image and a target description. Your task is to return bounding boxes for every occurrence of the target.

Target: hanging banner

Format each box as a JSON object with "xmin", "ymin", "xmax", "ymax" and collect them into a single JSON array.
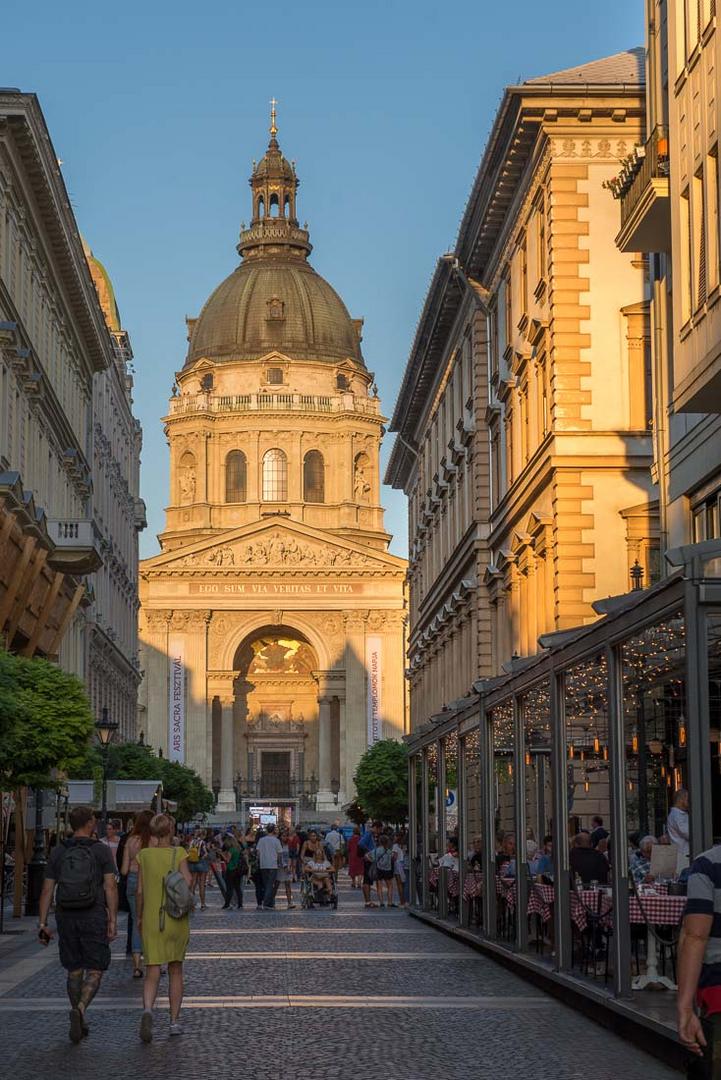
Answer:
[
  {"xmin": 366, "ymin": 635, "xmax": 382, "ymax": 746},
  {"xmin": 168, "ymin": 638, "xmax": 186, "ymax": 763}
]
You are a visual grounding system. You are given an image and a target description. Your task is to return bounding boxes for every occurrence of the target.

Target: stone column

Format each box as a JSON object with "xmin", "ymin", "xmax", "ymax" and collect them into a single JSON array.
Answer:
[
  {"xmin": 216, "ymin": 694, "xmax": 236, "ymax": 812},
  {"xmin": 317, "ymin": 695, "xmax": 333, "ymax": 800},
  {"xmin": 336, "ymin": 694, "xmax": 347, "ymax": 806}
]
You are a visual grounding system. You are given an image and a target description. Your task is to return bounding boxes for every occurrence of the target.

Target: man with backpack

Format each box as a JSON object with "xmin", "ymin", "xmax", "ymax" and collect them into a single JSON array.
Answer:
[{"xmin": 37, "ymin": 805, "xmax": 118, "ymax": 1043}]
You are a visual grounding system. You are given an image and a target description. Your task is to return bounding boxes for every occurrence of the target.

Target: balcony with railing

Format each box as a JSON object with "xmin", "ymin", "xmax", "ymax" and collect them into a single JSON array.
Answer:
[
  {"xmin": 167, "ymin": 390, "xmax": 381, "ymax": 418},
  {"xmin": 47, "ymin": 519, "xmax": 103, "ymax": 574},
  {"xmin": 606, "ymin": 126, "xmax": 670, "ymax": 253}
]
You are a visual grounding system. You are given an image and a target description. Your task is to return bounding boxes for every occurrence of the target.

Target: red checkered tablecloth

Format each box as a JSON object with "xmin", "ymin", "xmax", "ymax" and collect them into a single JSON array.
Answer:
[
  {"xmin": 464, "ymin": 871, "xmax": 483, "ymax": 900},
  {"xmin": 427, "ymin": 868, "xmax": 460, "ymax": 898},
  {"xmin": 629, "ymin": 892, "xmax": 686, "ymax": 926}
]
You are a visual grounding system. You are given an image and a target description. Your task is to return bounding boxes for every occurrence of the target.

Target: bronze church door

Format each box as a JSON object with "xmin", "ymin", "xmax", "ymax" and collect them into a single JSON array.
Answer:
[{"xmin": 261, "ymin": 750, "xmax": 291, "ymax": 797}]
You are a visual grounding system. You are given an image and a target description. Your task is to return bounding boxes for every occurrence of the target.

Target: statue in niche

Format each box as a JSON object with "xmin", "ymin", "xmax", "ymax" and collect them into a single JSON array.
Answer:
[
  {"xmin": 354, "ymin": 455, "xmax": 371, "ymax": 503},
  {"xmin": 178, "ymin": 452, "xmax": 196, "ymax": 505}
]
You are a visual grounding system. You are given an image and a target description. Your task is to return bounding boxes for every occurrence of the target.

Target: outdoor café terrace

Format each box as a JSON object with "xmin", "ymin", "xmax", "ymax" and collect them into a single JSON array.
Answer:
[{"xmin": 406, "ymin": 538, "xmax": 721, "ymax": 1052}]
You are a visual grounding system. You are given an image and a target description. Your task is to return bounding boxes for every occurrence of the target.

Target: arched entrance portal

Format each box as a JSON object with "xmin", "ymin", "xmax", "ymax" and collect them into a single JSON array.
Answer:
[{"xmin": 225, "ymin": 626, "xmax": 331, "ymax": 828}]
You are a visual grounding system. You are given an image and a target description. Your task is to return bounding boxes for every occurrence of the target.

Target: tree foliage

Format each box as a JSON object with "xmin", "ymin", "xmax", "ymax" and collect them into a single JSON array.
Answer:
[
  {"xmin": 353, "ymin": 739, "xmax": 408, "ymax": 824},
  {"xmin": 68, "ymin": 741, "xmax": 214, "ymax": 823},
  {"xmin": 0, "ymin": 650, "xmax": 94, "ymax": 788}
]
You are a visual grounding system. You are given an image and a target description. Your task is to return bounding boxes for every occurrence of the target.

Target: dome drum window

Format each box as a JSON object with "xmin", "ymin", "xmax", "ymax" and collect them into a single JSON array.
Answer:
[
  {"xmin": 263, "ymin": 448, "xmax": 288, "ymax": 502},
  {"xmin": 266, "ymin": 367, "xmax": 285, "ymax": 385},
  {"xmin": 303, "ymin": 450, "xmax": 325, "ymax": 504},
  {"xmin": 225, "ymin": 450, "xmax": 247, "ymax": 503}
]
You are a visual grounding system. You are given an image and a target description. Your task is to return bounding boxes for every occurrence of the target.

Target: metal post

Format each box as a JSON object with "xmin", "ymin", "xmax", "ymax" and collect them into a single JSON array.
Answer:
[
  {"xmin": 514, "ymin": 693, "xmax": 527, "ymax": 952},
  {"xmin": 480, "ymin": 696, "xmax": 496, "ymax": 939},
  {"xmin": 437, "ymin": 738, "xmax": 448, "ymax": 919},
  {"xmin": 550, "ymin": 670, "xmax": 572, "ymax": 972},
  {"xmin": 686, "ymin": 581, "xmax": 713, "ymax": 855},
  {"xmin": 606, "ymin": 643, "xmax": 631, "ymax": 997},
  {"xmin": 408, "ymin": 754, "xmax": 417, "ymax": 907},
  {"xmin": 25, "ymin": 786, "xmax": 46, "ymax": 917},
  {"xmin": 100, "ymin": 744, "xmax": 109, "ymax": 834},
  {"xmin": 458, "ymin": 735, "xmax": 467, "ymax": 927},
  {"xmin": 421, "ymin": 750, "xmax": 430, "ymax": 910}
]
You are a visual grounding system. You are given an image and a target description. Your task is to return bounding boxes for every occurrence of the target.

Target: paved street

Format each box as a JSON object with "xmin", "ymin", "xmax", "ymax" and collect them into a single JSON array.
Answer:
[{"xmin": 0, "ymin": 878, "xmax": 680, "ymax": 1079}]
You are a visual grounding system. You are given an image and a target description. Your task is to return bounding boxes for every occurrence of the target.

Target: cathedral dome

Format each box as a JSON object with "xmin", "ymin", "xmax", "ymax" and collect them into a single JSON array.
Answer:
[
  {"xmin": 185, "ymin": 105, "xmax": 364, "ymax": 370},
  {"xmin": 186, "ymin": 257, "xmax": 364, "ymax": 367}
]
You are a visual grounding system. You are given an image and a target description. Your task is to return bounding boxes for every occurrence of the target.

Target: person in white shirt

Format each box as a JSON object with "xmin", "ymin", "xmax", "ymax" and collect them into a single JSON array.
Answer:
[
  {"xmin": 391, "ymin": 833, "xmax": 407, "ymax": 907},
  {"xmin": 437, "ymin": 841, "xmax": 460, "ymax": 872},
  {"xmin": 324, "ymin": 823, "xmax": 344, "ymax": 873},
  {"xmin": 666, "ymin": 788, "xmax": 690, "ymax": 858},
  {"xmin": 256, "ymin": 825, "xmax": 283, "ymax": 909}
]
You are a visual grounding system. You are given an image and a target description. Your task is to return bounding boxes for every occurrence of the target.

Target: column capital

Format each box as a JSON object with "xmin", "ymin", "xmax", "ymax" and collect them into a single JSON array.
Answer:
[{"xmin": 313, "ymin": 669, "xmax": 345, "ymax": 699}]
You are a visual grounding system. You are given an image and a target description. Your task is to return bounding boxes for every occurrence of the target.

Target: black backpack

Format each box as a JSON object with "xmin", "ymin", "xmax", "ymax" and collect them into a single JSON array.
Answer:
[{"xmin": 55, "ymin": 841, "xmax": 99, "ymax": 910}]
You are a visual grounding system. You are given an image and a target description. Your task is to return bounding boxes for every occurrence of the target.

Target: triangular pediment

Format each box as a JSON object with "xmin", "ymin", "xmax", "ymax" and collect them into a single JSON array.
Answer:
[{"xmin": 141, "ymin": 518, "xmax": 406, "ymax": 575}]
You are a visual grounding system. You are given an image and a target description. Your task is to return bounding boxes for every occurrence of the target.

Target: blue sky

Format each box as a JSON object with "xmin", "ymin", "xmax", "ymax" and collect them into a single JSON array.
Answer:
[{"xmin": 5, "ymin": 0, "xmax": 644, "ymax": 559}]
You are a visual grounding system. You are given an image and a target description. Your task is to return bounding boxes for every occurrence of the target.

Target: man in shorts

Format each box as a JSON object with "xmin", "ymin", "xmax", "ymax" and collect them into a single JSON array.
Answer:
[{"xmin": 38, "ymin": 805, "xmax": 118, "ymax": 1043}]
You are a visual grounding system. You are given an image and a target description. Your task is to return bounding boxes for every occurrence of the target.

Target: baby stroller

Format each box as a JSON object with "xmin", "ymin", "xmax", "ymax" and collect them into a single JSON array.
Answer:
[{"xmin": 300, "ymin": 866, "xmax": 338, "ymax": 909}]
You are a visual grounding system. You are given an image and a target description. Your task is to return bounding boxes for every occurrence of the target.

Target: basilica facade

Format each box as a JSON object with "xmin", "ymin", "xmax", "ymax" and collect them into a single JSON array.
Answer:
[{"xmin": 138, "ymin": 110, "xmax": 406, "ymax": 821}]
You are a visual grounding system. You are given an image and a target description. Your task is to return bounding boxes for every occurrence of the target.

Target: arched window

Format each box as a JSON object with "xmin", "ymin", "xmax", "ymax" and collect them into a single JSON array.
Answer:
[
  {"xmin": 303, "ymin": 450, "xmax": 325, "ymax": 503},
  {"xmin": 257, "ymin": 195, "xmax": 265, "ymax": 218},
  {"xmin": 269, "ymin": 193, "xmax": 280, "ymax": 218},
  {"xmin": 262, "ymin": 448, "xmax": 287, "ymax": 501},
  {"xmin": 225, "ymin": 450, "xmax": 247, "ymax": 503}
]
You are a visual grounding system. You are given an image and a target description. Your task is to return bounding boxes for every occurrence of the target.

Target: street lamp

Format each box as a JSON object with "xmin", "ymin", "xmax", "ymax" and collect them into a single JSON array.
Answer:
[{"xmin": 95, "ymin": 707, "xmax": 118, "ymax": 834}]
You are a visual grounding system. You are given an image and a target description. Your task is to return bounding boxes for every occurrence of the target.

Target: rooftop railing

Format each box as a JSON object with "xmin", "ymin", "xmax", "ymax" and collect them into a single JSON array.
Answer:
[{"xmin": 167, "ymin": 391, "xmax": 380, "ymax": 417}]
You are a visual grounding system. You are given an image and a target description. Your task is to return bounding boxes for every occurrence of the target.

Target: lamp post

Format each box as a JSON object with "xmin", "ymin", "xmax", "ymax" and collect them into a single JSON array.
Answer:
[
  {"xmin": 25, "ymin": 786, "xmax": 47, "ymax": 917},
  {"xmin": 95, "ymin": 708, "xmax": 118, "ymax": 835}
]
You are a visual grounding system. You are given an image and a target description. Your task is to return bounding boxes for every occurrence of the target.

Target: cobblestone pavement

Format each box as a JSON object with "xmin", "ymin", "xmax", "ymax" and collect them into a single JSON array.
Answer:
[{"xmin": 0, "ymin": 878, "xmax": 681, "ymax": 1079}]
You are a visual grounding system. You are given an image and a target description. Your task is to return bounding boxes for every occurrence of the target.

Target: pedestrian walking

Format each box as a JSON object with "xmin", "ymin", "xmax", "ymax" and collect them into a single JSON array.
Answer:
[
  {"xmin": 120, "ymin": 809, "xmax": 154, "ymax": 977},
  {"xmin": 221, "ymin": 836, "xmax": 246, "ymax": 909},
  {"xmin": 324, "ymin": 821, "xmax": 345, "ymax": 874},
  {"xmin": 136, "ymin": 814, "xmax": 193, "ymax": 1041},
  {"xmin": 288, "ymin": 827, "xmax": 301, "ymax": 881},
  {"xmin": 187, "ymin": 829, "xmax": 209, "ymax": 910},
  {"xmin": 372, "ymin": 834, "xmax": 395, "ymax": 907},
  {"xmin": 276, "ymin": 830, "xmax": 296, "ymax": 908},
  {"xmin": 359, "ymin": 821, "xmax": 381, "ymax": 908},
  {"xmin": 347, "ymin": 825, "xmax": 365, "ymax": 888},
  {"xmin": 37, "ymin": 805, "xmax": 118, "ymax": 1044},
  {"xmin": 100, "ymin": 819, "xmax": 122, "ymax": 871},
  {"xmin": 392, "ymin": 832, "xmax": 407, "ymax": 907},
  {"xmin": 677, "ymin": 841, "xmax": 721, "ymax": 1073},
  {"xmin": 256, "ymin": 824, "xmax": 283, "ymax": 909}
]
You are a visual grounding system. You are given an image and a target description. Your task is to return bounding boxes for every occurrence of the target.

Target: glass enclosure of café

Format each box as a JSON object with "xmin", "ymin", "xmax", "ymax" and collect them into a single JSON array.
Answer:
[{"xmin": 407, "ymin": 544, "xmax": 721, "ymax": 1002}]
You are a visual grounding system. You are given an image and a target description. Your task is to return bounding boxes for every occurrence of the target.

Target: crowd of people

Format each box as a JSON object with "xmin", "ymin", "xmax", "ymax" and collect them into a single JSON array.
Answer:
[{"xmin": 36, "ymin": 808, "xmax": 406, "ymax": 1045}]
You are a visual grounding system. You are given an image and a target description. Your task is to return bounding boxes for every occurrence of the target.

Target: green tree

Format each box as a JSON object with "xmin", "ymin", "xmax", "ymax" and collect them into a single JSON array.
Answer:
[
  {"xmin": 68, "ymin": 741, "xmax": 214, "ymax": 824},
  {"xmin": 353, "ymin": 739, "xmax": 408, "ymax": 824},
  {"xmin": 0, "ymin": 650, "xmax": 93, "ymax": 788}
]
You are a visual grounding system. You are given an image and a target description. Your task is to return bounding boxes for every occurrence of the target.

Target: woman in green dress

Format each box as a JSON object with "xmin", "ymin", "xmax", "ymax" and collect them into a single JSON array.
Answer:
[{"xmin": 136, "ymin": 814, "xmax": 192, "ymax": 1041}]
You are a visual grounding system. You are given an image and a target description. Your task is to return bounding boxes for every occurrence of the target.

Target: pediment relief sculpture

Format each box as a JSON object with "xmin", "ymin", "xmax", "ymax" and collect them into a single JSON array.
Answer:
[{"xmin": 173, "ymin": 529, "xmax": 377, "ymax": 569}]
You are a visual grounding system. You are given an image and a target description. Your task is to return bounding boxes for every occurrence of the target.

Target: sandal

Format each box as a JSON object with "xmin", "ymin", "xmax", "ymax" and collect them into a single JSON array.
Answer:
[
  {"xmin": 364, "ymin": 902, "xmax": 378, "ymax": 908},
  {"xmin": 133, "ymin": 967, "xmax": 143, "ymax": 979}
]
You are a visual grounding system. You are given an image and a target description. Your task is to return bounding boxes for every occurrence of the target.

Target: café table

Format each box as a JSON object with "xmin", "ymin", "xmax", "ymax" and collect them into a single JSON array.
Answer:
[{"xmin": 528, "ymin": 883, "xmax": 685, "ymax": 989}]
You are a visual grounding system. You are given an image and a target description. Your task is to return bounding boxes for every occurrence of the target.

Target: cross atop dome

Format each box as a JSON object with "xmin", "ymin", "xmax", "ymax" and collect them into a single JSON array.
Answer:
[{"xmin": 269, "ymin": 97, "xmax": 278, "ymax": 142}]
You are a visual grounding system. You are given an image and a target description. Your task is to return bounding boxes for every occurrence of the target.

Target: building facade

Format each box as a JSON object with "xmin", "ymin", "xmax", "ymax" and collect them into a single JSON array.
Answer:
[
  {"xmin": 0, "ymin": 91, "xmax": 143, "ymax": 736},
  {"xmin": 403, "ymin": 31, "xmax": 721, "ymax": 1034},
  {"xmin": 139, "ymin": 113, "xmax": 406, "ymax": 821},
  {"xmin": 387, "ymin": 51, "xmax": 654, "ymax": 733},
  {"xmin": 84, "ymin": 245, "xmax": 146, "ymax": 740},
  {"xmin": 610, "ymin": 1, "xmax": 721, "ymax": 556}
]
